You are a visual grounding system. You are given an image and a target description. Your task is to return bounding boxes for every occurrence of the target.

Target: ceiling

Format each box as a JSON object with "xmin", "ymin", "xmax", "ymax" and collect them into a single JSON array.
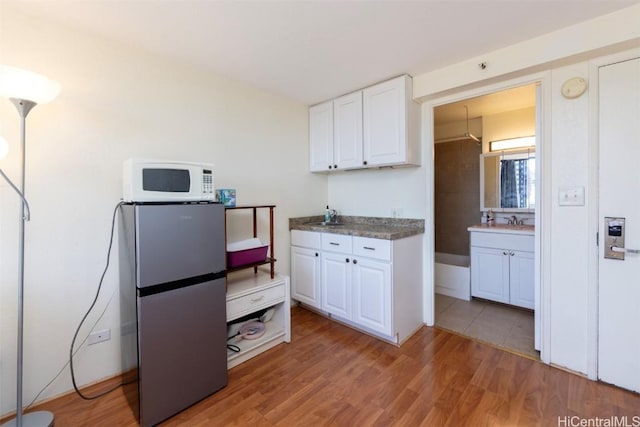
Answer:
[
  {"xmin": 5, "ymin": 0, "xmax": 638, "ymax": 107},
  {"xmin": 434, "ymin": 84, "xmax": 537, "ymax": 125}
]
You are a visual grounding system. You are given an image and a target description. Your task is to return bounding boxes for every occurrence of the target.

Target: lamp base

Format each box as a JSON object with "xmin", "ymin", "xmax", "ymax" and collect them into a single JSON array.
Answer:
[{"xmin": 1, "ymin": 411, "xmax": 54, "ymax": 427}]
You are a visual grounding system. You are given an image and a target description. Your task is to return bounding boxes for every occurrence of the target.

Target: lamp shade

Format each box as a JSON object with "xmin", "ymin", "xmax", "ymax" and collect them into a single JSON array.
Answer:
[
  {"xmin": 0, "ymin": 136, "xmax": 8, "ymax": 160},
  {"xmin": 0, "ymin": 65, "xmax": 61, "ymax": 104}
]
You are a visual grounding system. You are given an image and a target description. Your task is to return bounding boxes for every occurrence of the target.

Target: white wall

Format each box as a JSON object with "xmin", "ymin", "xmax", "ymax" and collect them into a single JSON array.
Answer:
[
  {"xmin": 0, "ymin": 7, "xmax": 326, "ymax": 415},
  {"xmin": 482, "ymin": 107, "xmax": 536, "ymax": 153},
  {"xmin": 327, "ymin": 166, "xmax": 426, "ymax": 219}
]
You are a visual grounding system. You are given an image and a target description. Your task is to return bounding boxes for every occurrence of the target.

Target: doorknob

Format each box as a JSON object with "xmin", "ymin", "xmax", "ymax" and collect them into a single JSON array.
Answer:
[{"xmin": 610, "ymin": 246, "xmax": 640, "ymax": 254}]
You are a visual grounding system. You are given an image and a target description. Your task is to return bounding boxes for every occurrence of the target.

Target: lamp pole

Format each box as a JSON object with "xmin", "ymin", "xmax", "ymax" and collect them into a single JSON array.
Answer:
[
  {"xmin": 0, "ymin": 64, "xmax": 60, "ymax": 427},
  {"xmin": 0, "ymin": 100, "xmax": 53, "ymax": 427}
]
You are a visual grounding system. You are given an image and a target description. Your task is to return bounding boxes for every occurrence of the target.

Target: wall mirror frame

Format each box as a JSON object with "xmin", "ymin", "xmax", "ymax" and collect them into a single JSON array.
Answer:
[{"xmin": 480, "ymin": 148, "xmax": 535, "ymax": 212}]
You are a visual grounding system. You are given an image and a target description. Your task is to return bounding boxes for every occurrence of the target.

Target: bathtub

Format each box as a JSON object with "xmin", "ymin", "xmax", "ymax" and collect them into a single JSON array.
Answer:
[{"xmin": 434, "ymin": 252, "xmax": 470, "ymax": 301}]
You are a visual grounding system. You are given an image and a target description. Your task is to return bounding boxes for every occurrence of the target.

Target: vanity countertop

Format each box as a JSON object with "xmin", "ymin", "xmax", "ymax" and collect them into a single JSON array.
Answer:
[
  {"xmin": 467, "ymin": 223, "xmax": 535, "ymax": 235},
  {"xmin": 289, "ymin": 215, "xmax": 424, "ymax": 240}
]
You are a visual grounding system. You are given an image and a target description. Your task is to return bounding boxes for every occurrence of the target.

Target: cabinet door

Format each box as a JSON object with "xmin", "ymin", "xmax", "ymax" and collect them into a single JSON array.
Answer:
[
  {"xmin": 352, "ymin": 258, "xmax": 391, "ymax": 336},
  {"xmin": 363, "ymin": 76, "xmax": 407, "ymax": 166},
  {"xmin": 470, "ymin": 246, "xmax": 510, "ymax": 304},
  {"xmin": 509, "ymin": 250, "xmax": 535, "ymax": 309},
  {"xmin": 321, "ymin": 253, "xmax": 352, "ymax": 319},
  {"xmin": 309, "ymin": 101, "xmax": 334, "ymax": 172},
  {"xmin": 333, "ymin": 91, "xmax": 363, "ymax": 170},
  {"xmin": 291, "ymin": 246, "xmax": 321, "ymax": 309}
]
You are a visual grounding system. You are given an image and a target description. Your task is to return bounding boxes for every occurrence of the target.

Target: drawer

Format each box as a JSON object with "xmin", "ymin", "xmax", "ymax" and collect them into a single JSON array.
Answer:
[
  {"xmin": 227, "ymin": 283, "xmax": 285, "ymax": 321},
  {"xmin": 321, "ymin": 233, "xmax": 353, "ymax": 253},
  {"xmin": 291, "ymin": 230, "xmax": 321, "ymax": 249},
  {"xmin": 470, "ymin": 231, "xmax": 534, "ymax": 252},
  {"xmin": 353, "ymin": 236, "xmax": 391, "ymax": 261}
]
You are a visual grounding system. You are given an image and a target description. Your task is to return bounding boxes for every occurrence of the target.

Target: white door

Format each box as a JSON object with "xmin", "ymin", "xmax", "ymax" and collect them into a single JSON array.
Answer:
[
  {"xmin": 309, "ymin": 101, "xmax": 334, "ymax": 172},
  {"xmin": 333, "ymin": 91, "xmax": 363, "ymax": 170},
  {"xmin": 598, "ymin": 56, "xmax": 640, "ymax": 392},
  {"xmin": 322, "ymin": 252, "xmax": 351, "ymax": 319},
  {"xmin": 291, "ymin": 246, "xmax": 321, "ymax": 309},
  {"xmin": 352, "ymin": 258, "xmax": 391, "ymax": 335}
]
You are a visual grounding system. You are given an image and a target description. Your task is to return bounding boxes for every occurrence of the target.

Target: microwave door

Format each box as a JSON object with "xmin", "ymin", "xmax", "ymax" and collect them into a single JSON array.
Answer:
[{"xmin": 135, "ymin": 203, "xmax": 225, "ymax": 288}]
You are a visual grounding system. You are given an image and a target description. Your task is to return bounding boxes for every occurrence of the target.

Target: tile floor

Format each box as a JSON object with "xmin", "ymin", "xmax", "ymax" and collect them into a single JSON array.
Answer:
[{"xmin": 435, "ymin": 293, "xmax": 539, "ymax": 359}]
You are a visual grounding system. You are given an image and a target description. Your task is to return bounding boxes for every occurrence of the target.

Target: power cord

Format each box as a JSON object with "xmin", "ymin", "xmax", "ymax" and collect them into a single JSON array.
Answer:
[{"xmin": 69, "ymin": 200, "xmax": 132, "ymax": 400}]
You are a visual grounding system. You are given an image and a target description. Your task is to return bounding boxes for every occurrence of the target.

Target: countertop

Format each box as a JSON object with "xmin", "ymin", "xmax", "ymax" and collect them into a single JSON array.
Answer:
[
  {"xmin": 289, "ymin": 215, "xmax": 424, "ymax": 240},
  {"xmin": 467, "ymin": 223, "xmax": 535, "ymax": 235}
]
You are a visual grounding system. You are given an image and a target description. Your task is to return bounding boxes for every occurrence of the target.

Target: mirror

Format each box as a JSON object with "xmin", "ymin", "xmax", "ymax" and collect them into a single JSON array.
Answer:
[{"xmin": 481, "ymin": 148, "xmax": 535, "ymax": 211}]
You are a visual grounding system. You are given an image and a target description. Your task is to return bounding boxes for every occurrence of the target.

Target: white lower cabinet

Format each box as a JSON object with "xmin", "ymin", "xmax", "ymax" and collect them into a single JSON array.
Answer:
[
  {"xmin": 352, "ymin": 257, "xmax": 391, "ymax": 336},
  {"xmin": 469, "ymin": 231, "xmax": 534, "ymax": 309},
  {"xmin": 291, "ymin": 229, "xmax": 422, "ymax": 344},
  {"xmin": 291, "ymin": 246, "xmax": 321, "ymax": 309}
]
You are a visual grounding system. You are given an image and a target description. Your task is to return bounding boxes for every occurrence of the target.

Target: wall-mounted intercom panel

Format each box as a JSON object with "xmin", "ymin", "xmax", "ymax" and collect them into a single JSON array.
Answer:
[{"xmin": 604, "ymin": 216, "xmax": 625, "ymax": 260}]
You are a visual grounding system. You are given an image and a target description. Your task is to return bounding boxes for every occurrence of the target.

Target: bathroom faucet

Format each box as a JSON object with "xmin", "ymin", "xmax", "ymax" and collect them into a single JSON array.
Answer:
[{"xmin": 508, "ymin": 215, "xmax": 518, "ymax": 225}]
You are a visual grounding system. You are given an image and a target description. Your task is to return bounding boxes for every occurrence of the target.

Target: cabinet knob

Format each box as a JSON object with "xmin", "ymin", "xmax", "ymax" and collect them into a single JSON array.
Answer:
[
  {"xmin": 334, "ymin": 164, "xmax": 338, "ymax": 169},
  {"xmin": 315, "ymin": 252, "xmax": 319, "ymax": 257},
  {"xmin": 363, "ymin": 161, "xmax": 368, "ymax": 166},
  {"xmin": 503, "ymin": 251, "xmax": 508, "ymax": 256},
  {"xmin": 346, "ymin": 258, "xmax": 350, "ymax": 263},
  {"xmin": 510, "ymin": 251, "xmax": 515, "ymax": 256},
  {"xmin": 353, "ymin": 259, "xmax": 358, "ymax": 264},
  {"xmin": 328, "ymin": 165, "xmax": 332, "ymax": 169}
]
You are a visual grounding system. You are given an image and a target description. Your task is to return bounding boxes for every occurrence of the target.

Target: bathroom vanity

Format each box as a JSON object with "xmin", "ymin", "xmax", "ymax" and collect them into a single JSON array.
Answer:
[{"xmin": 468, "ymin": 224, "xmax": 534, "ymax": 309}]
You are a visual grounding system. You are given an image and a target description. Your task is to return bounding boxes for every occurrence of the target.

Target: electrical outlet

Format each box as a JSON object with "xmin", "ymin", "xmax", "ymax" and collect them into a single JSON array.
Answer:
[
  {"xmin": 391, "ymin": 208, "xmax": 403, "ymax": 218},
  {"xmin": 88, "ymin": 328, "xmax": 111, "ymax": 345}
]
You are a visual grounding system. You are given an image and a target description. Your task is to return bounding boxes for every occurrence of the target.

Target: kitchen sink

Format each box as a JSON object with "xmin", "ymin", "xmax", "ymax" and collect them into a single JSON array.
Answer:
[{"xmin": 306, "ymin": 221, "xmax": 345, "ymax": 226}]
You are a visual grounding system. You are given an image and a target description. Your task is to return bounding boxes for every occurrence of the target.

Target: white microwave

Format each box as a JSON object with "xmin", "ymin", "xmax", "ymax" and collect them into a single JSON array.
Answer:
[{"xmin": 123, "ymin": 158, "xmax": 215, "ymax": 202}]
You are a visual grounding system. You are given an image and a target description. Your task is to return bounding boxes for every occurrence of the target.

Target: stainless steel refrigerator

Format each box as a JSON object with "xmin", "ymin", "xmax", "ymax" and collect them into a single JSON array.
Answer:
[{"xmin": 119, "ymin": 202, "xmax": 227, "ymax": 427}]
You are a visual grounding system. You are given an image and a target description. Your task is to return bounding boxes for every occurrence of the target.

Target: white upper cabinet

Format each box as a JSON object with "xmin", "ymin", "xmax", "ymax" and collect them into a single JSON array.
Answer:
[
  {"xmin": 309, "ymin": 100, "xmax": 334, "ymax": 172},
  {"xmin": 363, "ymin": 75, "xmax": 420, "ymax": 167},
  {"xmin": 309, "ymin": 75, "xmax": 420, "ymax": 172},
  {"xmin": 333, "ymin": 91, "xmax": 364, "ymax": 170}
]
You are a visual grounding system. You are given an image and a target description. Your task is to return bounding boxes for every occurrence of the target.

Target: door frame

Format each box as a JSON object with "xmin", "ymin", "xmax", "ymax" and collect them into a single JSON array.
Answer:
[
  {"xmin": 421, "ymin": 71, "xmax": 552, "ymax": 364},
  {"xmin": 588, "ymin": 47, "xmax": 640, "ymax": 381}
]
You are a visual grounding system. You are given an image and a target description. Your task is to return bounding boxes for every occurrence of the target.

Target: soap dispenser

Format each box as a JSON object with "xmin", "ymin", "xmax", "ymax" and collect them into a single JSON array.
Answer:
[{"xmin": 324, "ymin": 205, "xmax": 331, "ymax": 223}]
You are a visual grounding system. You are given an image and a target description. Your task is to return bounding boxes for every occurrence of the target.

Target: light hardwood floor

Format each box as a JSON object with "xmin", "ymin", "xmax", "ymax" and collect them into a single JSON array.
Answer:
[{"xmin": 14, "ymin": 306, "xmax": 640, "ymax": 426}]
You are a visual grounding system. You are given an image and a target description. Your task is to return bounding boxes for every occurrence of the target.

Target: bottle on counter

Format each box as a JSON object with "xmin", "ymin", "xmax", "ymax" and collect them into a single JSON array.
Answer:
[
  {"xmin": 324, "ymin": 205, "xmax": 331, "ymax": 223},
  {"xmin": 486, "ymin": 209, "xmax": 495, "ymax": 225}
]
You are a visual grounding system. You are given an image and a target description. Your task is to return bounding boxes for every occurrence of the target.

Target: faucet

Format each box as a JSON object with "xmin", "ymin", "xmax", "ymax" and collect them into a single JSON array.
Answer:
[
  {"xmin": 329, "ymin": 209, "xmax": 338, "ymax": 224},
  {"xmin": 508, "ymin": 215, "xmax": 518, "ymax": 225}
]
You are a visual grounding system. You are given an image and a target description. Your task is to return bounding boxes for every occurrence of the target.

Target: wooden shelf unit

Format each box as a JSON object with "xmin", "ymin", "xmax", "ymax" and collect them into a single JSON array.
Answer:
[{"xmin": 225, "ymin": 205, "xmax": 276, "ymax": 278}]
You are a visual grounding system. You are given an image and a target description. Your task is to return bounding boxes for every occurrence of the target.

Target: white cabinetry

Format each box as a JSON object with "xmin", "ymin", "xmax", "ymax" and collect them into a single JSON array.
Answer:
[
  {"xmin": 309, "ymin": 75, "xmax": 419, "ymax": 172},
  {"xmin": 309, "ymin": 101, "xmax": 334, "ymax": 172},
  {"xmin": 470, "ymin": 231, "xmax": 534, "ymax": 309},
  {"xmin": 290, "ymin": 230, "xmax": 322, "ymax": 309},
  {"xmin": 290, "ymin": 230, "xmax": 423, "ymax": 344},
  {"xmin": 309, "ymin": 92, "xmax": 363, "ymax": 172},
  {"xmin": 226, "ymin": 272, "xmax": 291, "ymax": 369},
  {"xmin": 363, "ymin": 75, "xmax": 420, "ymax": 167}
]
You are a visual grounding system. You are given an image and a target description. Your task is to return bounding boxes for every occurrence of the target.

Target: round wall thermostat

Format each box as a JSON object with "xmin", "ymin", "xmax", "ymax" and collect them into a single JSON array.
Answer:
[{"xmin": 561, "ymin": 77, "xmax": 588, "ymax": 99}]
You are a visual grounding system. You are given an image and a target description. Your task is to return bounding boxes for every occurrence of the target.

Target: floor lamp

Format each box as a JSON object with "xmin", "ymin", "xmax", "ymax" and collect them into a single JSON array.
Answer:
[{"xmin": 0, "ymin": 65, "xmax": 61, "ymax": 427}]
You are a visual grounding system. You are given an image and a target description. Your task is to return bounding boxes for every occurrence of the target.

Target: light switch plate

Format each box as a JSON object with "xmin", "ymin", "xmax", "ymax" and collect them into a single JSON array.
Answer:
[{"xmin": 558, "ymin": 186, "xmax": 585, "ymax": 206}]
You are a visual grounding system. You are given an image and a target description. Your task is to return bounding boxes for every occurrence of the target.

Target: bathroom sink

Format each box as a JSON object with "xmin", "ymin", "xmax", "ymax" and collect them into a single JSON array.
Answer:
[{"xmin": 306, "ymin": 221, "xmax": 345, "ymax": 226}]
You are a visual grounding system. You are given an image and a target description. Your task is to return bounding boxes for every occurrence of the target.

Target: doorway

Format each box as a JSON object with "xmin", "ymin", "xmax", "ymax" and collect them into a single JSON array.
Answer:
[{"xmin": 431, "ymin": 83, "xmax": 540, "ymax": 359}]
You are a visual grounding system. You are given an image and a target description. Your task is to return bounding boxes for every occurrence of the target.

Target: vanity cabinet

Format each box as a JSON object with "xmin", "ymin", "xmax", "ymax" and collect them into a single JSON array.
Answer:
[
  {"xmin": 290, "ymin": 230, "xmax": 422, "ymax": 344},
  {"xmin": 309, "ymin": 75, "xmax": 419, "ymax": 172},
  {"xmin": 469, "ymin": 230, "xmax": 534, "ymax": 309}
]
